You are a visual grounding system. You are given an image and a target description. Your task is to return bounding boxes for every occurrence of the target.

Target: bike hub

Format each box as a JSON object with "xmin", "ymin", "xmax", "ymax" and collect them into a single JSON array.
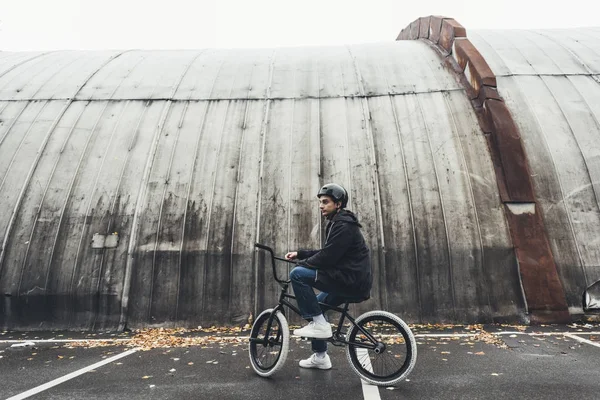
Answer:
[{"xmin": 374, "ymin": 342, "xmax": 386, "ymax": 354}]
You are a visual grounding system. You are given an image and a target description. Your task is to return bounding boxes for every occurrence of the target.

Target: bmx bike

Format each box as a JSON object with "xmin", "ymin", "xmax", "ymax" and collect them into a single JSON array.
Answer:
[{"xmin": 248, "ymin": 243, "xmax": 417, "ymax": 386}]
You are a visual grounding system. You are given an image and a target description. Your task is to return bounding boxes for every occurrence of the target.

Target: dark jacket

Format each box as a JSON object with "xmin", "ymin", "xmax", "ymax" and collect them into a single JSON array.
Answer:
[{"xmin": 296, "ymin": 209, "xmax": 372, "ymax": 300}]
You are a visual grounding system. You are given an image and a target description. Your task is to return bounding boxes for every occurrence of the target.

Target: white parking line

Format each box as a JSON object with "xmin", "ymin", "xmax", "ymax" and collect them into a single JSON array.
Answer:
[
  {"xmin": 564, "ymin": 334, "xmax": 600, "ymax": 348},
  {"xmin": 356, "ymin": 348, "xmax": 381, "ymax": 400},
  {"xmin": 6, "ymin": 348, "xmax": 138, "ymax": 400},
  {"xmin": 0, "ymin": 339, "xmax": 131, "ymax": 344}
]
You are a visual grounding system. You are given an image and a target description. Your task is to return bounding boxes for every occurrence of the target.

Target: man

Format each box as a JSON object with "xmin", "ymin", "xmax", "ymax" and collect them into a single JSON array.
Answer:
[{"xmin": 285, "ymin": 183, "xmax": 372, "ymax": 370}]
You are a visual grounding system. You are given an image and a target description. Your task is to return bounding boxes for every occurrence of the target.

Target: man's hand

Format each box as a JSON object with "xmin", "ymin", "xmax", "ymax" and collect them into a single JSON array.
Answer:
[{"xmin": 285, "ymin": 251, "xmax": 298, "ymax": 260}]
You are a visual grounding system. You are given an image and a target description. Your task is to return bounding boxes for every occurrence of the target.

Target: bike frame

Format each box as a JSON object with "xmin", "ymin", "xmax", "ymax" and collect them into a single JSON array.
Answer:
[{"xmin": 254, "ymin": 243, "xmax": 379, "ymax": 350}]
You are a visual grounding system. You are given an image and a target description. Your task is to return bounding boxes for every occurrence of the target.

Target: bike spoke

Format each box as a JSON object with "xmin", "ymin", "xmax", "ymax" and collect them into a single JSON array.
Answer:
[{"xmin": 348, "ymin": 315, "xmax": 414, "ymax": 383}]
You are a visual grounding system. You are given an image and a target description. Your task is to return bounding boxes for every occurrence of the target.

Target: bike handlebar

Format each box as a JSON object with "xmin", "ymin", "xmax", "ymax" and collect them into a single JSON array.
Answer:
[{"xmin": 254, "ymin": 243, "xmax": 295, "ymax": 284}]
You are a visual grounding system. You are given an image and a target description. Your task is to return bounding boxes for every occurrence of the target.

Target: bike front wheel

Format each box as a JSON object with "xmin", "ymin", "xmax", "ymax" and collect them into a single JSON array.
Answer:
[
  {"xmin": 345, "ymin": 310, "xmax": 417, "ymax": 386},
  {"xmin": 248, "ymin": 308, "xmax": 289, "ymax": 377}
]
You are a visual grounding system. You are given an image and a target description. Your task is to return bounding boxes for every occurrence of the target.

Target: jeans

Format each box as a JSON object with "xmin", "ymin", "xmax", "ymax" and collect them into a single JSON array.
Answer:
[{"xmin": 289, "ymin": 265, "xmax": 358, "ymax": 353}]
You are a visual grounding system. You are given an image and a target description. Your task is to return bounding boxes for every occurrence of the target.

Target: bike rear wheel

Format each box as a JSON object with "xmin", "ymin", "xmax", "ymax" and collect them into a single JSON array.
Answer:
[
  {"xmin": 248, "ymin": 308, "xmax": 289, "ymax": 377},
  {"xmin": 345, "ymin": 310, "xmax": 417, "ymax": 386}
]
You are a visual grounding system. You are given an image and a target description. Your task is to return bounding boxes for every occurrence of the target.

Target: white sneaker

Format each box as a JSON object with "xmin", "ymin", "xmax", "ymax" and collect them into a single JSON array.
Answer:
[
  {"xmin": 299, "ymin": 353, "xmax": 332, "ymax": 370},
  {"xmin": 293, "ymin": 321, "xmax": 332, "ymax": 339}
]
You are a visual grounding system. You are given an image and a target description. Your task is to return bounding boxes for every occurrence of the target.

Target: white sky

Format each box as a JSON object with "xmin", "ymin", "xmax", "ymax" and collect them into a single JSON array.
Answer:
[{"xmin": 0, "ymin": 0, "xmax": 598, "ymax": 51}]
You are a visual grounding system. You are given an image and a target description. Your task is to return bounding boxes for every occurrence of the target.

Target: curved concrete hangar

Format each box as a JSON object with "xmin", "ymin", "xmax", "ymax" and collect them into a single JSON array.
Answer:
[{"xmin": 0, "ymin": 17, "xmax": 598, "ymax": 330}]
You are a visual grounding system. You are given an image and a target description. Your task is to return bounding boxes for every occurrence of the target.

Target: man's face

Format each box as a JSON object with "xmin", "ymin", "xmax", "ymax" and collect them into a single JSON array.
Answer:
[{"xmin": 319, "ymin": 195, "xmax": 340, "ymax": 218}]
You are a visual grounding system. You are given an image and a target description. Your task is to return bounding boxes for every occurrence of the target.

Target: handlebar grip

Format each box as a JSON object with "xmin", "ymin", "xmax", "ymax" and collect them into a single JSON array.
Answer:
[{"xmin": 254, "ymin": 243, "xmax": 273, "ymax": 252}]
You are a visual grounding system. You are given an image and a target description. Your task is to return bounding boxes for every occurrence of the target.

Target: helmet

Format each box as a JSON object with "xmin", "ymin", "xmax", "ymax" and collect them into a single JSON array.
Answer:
[{"xmin": 317, "ymin": 183, "xmax": 348, "ymax": 208}]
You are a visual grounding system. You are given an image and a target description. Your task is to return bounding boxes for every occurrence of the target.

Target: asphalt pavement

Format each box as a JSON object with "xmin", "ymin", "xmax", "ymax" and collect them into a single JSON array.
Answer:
[{"xmin": 1, "ymin": 323, "xmax": 599, "ymax": 400}]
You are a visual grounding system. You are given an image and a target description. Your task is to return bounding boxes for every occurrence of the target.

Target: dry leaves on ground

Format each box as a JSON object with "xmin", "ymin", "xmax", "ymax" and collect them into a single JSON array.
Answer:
[{"xmin": 64, "ymin": 327, "xmax": 249, "ymax": 351}]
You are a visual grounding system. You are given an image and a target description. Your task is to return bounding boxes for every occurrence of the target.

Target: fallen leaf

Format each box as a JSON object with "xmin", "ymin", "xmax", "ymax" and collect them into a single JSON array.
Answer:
[
  {"xmin": 142, "ymin": 375, "xmax": 152, "ymax": 379},
  {"xmin": 188, "ymin": 362, "xmax": 194, "ymax": 365},
  {"xmin": 474, "ymin": 351, "xmax": 485, "ymax": 355}
]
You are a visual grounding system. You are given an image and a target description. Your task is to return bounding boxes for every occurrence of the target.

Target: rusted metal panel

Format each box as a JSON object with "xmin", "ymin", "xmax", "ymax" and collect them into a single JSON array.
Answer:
[
  {"xmin": 493, "ymin": 76, "xmax": 587, "ymax": 310},
  {"xmin": 444, "ymin": 91, "xmax": 525, "ymax": 320},
  {"xmin": 517, "ymin": 75, "xmax": 600, "ymax": 308},
  {"xmin": 483, "ymin": 99, "xmax": 535, "ymax": 202},
  {"xmin": 474, "ymin": 21, "xmax": 600, "ymax": 315}
]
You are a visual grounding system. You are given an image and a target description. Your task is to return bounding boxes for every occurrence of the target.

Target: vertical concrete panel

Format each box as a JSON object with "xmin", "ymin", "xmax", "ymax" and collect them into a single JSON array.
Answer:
[
  {"xmin": 393, "ymin": 94, "xmax": 453, "ymax": 322},
  {"xmin": 256, "ymin": 100, "xmax": 294, "ymax": 313},
  {"xmin": 7, "ymin": 102, "xmax": 86, "ymax": 329},
  {"xmin": 341, "ymin": 97, "xmax": 384, "ymax": 316},
  {"xmin": 128, "ymin": 101, "xmax": 210, "ymax": 327},
  {"xmin": 129, "ymin": 102, "xmax": 187, "ymax": 326},
  {"xmin": 66, "ymin": 101, "xmax": 153, "ymax": 329},
  {"xmin": 40, "ymin": 102, "xmax": 110, "ymax": 328},
  {"xmin": 0, "ymin": 101, "xmax": 59, "ymax": 294},
  {"xmin": 230, "ymin": 100, "xmax": 265, "ymax": 324},
  {"xmin": 203, "ymin": 100, "xmax": 247, "ymax": 324},
  {"xmin": 0, "ymin": 101, "xmax": 68, "ymax": 327},
  {"xmin": 93, "ymin": 101, "xmax": 166, "ymax": 330},
  {"xmin": 285, "ymin": 99, "xmax": 323, "ymax": 324},
  {"xmin": 420, "ymin": 91, "xmax": 487, "ymax": 321},
  {"xmin": 368, "ymin": 96, "xmax": 420, "ymax": 321},
  {"xmin": 178, "ymin": 101, "xmax": 229, "ymax": 324}
]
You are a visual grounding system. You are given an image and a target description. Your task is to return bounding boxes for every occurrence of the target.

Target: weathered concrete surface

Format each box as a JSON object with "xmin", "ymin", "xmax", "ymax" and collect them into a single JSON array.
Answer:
[{"xmin": 0, "ymin": 42, "xmax": 524, "ymax": 329}]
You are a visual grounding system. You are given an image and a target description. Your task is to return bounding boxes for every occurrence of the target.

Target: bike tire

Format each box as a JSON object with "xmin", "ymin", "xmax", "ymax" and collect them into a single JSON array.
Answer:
[
  {"xmin": 248, "ymin": 308, "xmax": 289, "ymax": 377},
  {"xmin": 345, "ymin": 310, "xmax": 417, "ymax": 386}
]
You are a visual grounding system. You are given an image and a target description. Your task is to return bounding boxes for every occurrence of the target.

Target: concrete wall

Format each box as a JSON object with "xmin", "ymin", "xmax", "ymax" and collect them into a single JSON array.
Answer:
[{"xmin": 0, "ymin": 39, "xmax": 531, "ymax": 330}]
